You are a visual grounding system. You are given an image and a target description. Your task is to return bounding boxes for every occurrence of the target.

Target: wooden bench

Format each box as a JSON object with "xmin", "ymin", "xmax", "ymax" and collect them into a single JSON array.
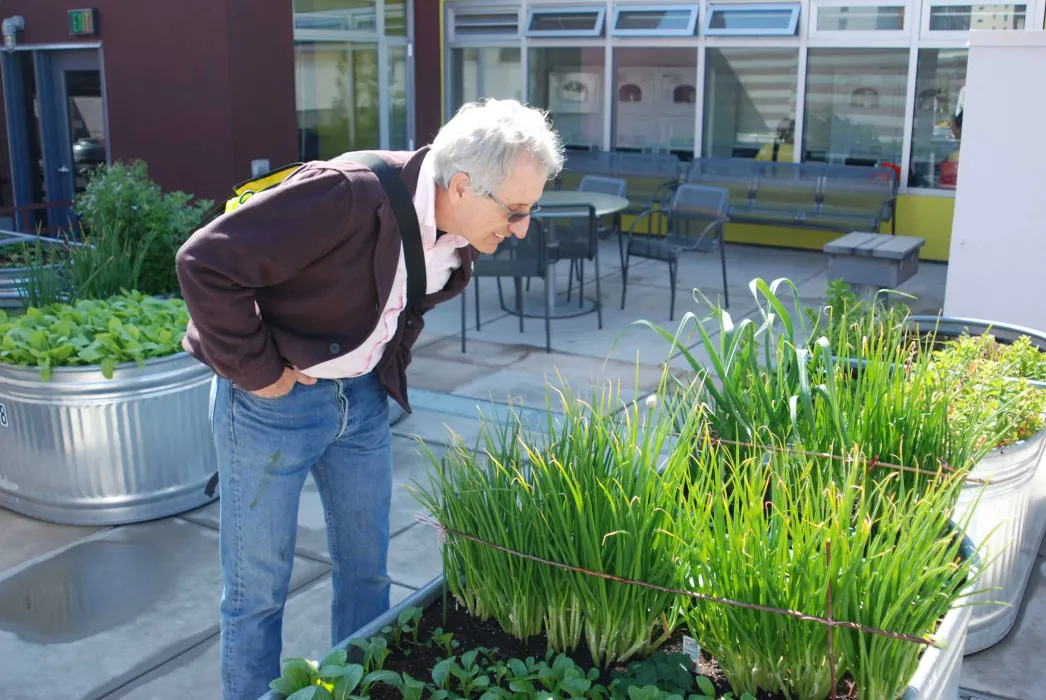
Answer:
[{"xmin": 823, "ymin": 232, "xmax": 926, "ymax": 298}]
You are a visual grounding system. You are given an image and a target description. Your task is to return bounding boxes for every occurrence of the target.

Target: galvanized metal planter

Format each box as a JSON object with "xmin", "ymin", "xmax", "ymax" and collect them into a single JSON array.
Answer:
[
  {"xmin": 0, "ymin": 263, "xmax": 36, "ymax": 310},
  {"xmin": 953, "ymin": 427, "xmax": 1045, "ymax": 653},
  {"xmin": 0, "ymin": 232, "xmax": 69, "ymax": 310},
  {"xmin": 905, "ymin": 316, "xmax": 1046, "ymax": 654},
  {"xmin": 260, "ymin": 532, "xmax": 977, "ymax": 700},
  {"xmin": 0, "ymin": 352, "xmax": 218, "ymax": 526}
]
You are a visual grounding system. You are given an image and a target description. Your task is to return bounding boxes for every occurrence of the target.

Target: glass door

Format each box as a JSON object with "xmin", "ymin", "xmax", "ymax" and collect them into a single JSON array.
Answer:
[{"xmin": 1, "ymin": 48, "xmax": 107, "ymax": 235}]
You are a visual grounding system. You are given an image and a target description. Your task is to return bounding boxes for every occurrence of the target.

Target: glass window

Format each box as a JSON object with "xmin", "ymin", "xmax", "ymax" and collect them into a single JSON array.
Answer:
[
  {"xmin": 452, "ymin": 11, "xmax": 520, "ymax": 37},
  {"xmin": 294, "ymin": 42, "xmax": 380, "ymax": 160},
  {"xmin": 384, "ymin": 0, "xmax": 406, "ymax": 35},
  {"xmin": 389, "ymin": 44, "xmax": 409, "ymax": 149},
  {"xmin": 705, "ymin": 3, "xmax": 801, "ymax": 36},
  {"xmin": 702, "ymin": 48, "xmax": 799, "ymax": 160},
  {"xmin": 526, "ymin": 7, "xmax": 606, "ymax": 36},
  {"xmin": 450, "ymin": 48, "xmax": 523, "ymax": 112},
  {"xmin": 802, "ymin": 48, "xmax": 909, "ymax": 168},
  {"xmin": 65, "ymin": 70, "xmax": 107, "ymax": 194},
  {"xmin": 528, "ymin": 47, "xmax": 606, "ymax": 149},
  {"xmin": 908, "ymin": 49, "xmax": 966, "ymax": 189},
  {"xmin": 614, "ymin": 48, "xmax": 697, "ymax": 156},
  {"xmin": 927, "ymin": 4, "xmax": 1026, "ymax": 30},
  {"xmin": 817, "ymin": 5, "xmax": 906, "ymax": 30},
  {"xmin": 294, "ymin": 0, "xmax": 378, "ymax": 33},
  {"xmin": 611, "ymin": 4, "xmax": 700, "ymax": 36}
]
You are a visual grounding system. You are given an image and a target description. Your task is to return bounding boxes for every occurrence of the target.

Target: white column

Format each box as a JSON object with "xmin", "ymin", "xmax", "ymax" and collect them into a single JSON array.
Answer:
[{"xmin": 942, "ymin": 30, "xmax": 1046, "ymax": 331}]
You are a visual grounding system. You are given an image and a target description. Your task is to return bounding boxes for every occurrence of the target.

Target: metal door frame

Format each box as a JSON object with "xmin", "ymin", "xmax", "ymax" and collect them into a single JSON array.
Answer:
[
  {"xmin": 1, "ymin": 44, "xmax": 108, "ymax": 234},
  {"xmin": 377, "ymin": 0, "xmax": 415, "ymax": 150}
]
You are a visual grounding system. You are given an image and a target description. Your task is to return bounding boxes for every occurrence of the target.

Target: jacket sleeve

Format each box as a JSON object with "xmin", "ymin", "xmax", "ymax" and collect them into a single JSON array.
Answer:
[{"xmin": 175, "ymin": 166, "xmax": 357, "ymax": 391}]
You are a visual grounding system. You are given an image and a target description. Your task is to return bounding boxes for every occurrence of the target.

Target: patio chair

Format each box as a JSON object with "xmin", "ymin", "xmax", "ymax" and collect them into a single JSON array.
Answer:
[
  {"xmin": 461, "ymin": 216, "xmax": 552, "ymax": 353},
  {"xmin": 542, "ymin": 203, "xmax": 602, "ymax": 330},
  {"xmin": 620, "ymin": 184, "xmax": 730, "ymax": 322},
  {"xmin": 578, "ymin": 175, "xmax": 627, "ymax": 237}
]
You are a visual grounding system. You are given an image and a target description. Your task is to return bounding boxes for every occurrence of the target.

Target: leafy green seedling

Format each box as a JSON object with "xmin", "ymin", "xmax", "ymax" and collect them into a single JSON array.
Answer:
[
  {"xmin": 382, "ymin": 605, "xmax": 424, "ymax": 650},
  {"xmin": 269, "ymin": 658, "xmax": 319, "ymax": 697},
  {"xmin": 347, "ymin": 635, "xmax": 389, "ymax": 673},
  {"xmin": 428, "ymin": 627, "xmax": 460, "ymax": 657}
]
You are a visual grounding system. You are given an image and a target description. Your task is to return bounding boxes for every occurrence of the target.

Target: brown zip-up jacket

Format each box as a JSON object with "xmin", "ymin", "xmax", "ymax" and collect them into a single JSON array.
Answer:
[{"xmin": 174, "ymin": 147, "xmax": 478, "ymax": 414}]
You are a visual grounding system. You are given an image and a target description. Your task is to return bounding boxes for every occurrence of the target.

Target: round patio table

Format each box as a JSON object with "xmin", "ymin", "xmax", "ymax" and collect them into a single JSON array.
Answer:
[{"xmin": 502, "ymin": 190, "xmax": 630, "ymax": 319}]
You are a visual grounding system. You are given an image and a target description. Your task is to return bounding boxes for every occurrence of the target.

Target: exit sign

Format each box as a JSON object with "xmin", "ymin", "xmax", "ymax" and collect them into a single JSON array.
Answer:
[{"xmin": 68, "ymin": 9, "xmax": 99, "ymax": 36}]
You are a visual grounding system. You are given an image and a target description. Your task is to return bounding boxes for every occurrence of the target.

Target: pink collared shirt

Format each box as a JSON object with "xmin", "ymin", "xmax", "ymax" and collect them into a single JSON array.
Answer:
[{"xmin": 302, "ymin": 152, "xmax": 469, "ymax": 379}]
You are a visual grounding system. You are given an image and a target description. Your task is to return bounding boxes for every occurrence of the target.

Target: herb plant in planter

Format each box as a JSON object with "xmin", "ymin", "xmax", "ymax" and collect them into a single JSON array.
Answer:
[
  {"xmin": 0, "ymin": 291, "xmax": 217, "ymax": 526},
  {"xmin": 646, "ymin": 276, "xmax": 1046, "ymax": 657},
  {"xmin": 920, "ymin": 326, "xmax": 1046, "ymax": 653},
  {"xmin": 266, "ymin": 368, "xmax": 986, "ymax": 700},
  {"xmin": 0, "ymin": 235, "xmax": 72, "ymax": 310}
]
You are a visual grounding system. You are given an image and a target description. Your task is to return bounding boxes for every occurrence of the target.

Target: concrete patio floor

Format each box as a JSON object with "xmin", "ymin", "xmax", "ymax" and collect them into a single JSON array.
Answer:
[{"xmin": 0, "ymin": 240, "xmax": 1038, "ymax": 700}]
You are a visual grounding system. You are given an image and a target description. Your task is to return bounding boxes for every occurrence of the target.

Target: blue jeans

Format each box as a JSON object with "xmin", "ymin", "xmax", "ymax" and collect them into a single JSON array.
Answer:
[{"xmin": 209, "ymin": 371, "xmax": 393, "ymax": 700}]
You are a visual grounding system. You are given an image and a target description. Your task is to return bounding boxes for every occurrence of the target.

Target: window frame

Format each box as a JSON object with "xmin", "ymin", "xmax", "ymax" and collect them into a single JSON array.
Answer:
[
  {"xmin": 699, "ymin": 45, "xmax": 803, "ymax": 160},
  {"xmin": 905, "ymin": 46, "xmax": 969, "ymax": 191},
  {"xmin": 448, "ymin": 7, "xmax": 523, "ymax": 42},
  {"xmin": 525, "ymin": 4, "xmax": 608, "ymax": 38},
  {"xmin": 609, "ymin": 3, "xmax": 702, "ymax": 37},
  {"xmin": 809, "ymin": 0, "xmax": 913, "ymax": 40},
  {"xmin": 919, "ymin": 0, "xmax": 1030, "ymax": 40},
  {"xmin": 611, "ymin": 43, "xmax": 701, "ymax": 154},
  {"xmin": 703, "ymin": 2, "xmax": 802, "ymax": 37}
]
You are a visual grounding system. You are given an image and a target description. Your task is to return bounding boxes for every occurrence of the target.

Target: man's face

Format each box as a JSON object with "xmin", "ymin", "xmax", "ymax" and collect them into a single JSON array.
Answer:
[{"xmin": 451, "ymin": 154, "xmax": 547, "ymax": 255}]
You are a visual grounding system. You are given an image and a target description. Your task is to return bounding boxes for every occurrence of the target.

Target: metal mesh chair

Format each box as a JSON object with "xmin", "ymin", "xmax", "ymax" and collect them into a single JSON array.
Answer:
[
  {"xmin": 538, "ymin": 203, "xmax": 602, "ymax": 330},
  {"xmin": 578, "ymin": 174, "xmax": 627, "ymax": 238},
  {"xmin": 620, "ymin": 184, "xmax": 731, "ymax": 321},
  {"xmin": 461, "ymin": 216, "xmax": 552, "ymax": 353}
]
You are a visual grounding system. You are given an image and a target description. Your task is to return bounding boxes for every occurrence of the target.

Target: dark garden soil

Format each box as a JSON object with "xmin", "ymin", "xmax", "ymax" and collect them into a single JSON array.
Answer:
[{"xmin": 368, "ymin": 593, "xmax": 859, "ymax": 700}]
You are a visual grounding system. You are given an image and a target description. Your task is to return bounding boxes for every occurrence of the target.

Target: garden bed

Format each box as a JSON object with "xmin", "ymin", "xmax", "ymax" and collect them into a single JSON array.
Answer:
[{"xmin": 263, "ymin": 565, "xmax": 975, "ymax": 700}]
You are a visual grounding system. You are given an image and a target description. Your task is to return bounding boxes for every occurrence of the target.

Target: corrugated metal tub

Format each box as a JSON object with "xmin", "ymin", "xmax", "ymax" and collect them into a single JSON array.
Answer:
[
  {"xmin": 0, "ymin": 262, "xmax": 33, "ymax": 310},
  {"xmin": 907, "ymin": 316, "xmax": 1046, "ymax": 653},
  {"xmin": 0, "ymin": 352, "xmax": 218, "ymax": 526}
]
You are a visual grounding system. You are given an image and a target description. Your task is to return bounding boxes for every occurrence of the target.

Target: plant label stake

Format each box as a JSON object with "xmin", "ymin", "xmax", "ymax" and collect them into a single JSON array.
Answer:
[{"xmin": 681, "ymin": 635, "xmax": 701, "ymax": 672}]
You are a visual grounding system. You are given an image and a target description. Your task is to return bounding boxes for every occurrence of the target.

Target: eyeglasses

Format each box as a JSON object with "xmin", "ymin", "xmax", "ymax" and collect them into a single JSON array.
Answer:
[{"xmin": 487, "ymin": 192, "xmax": 540, "ymax": 224}]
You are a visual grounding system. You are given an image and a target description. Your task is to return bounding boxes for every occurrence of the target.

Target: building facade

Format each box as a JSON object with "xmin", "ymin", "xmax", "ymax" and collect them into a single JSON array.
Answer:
[
  {"xmin": 0, "ymin": 0, "xmax": 442, "ymax": 234},
  {"xmin": 441, "ymin": 0, "xmax": 1046, "ymax": 260},
  {"xmin": 2, "ymin": 0, "xmax": 1042, "ymax": 260}
]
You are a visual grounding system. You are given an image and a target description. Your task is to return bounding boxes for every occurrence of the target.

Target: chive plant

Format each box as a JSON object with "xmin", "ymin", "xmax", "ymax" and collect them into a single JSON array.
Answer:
[
  {"xmin": 637, "ymin": 278, "xmax": 1002, "ymax": 509},
  {"xmin": 676, "ymin": 439, "xmax": 984, "ymax": 699},
  {"xmin": 413, "ymin": 373, "xmax": 709, "ymax": 668},
  {"xmin": 411, "ymin": 275, "xmax": 994, "ymax": 698}
]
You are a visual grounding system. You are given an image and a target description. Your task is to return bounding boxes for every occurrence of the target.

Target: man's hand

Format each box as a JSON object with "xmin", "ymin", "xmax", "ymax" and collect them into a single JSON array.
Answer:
[{"xmin": 248, "ymin": 366, "xmax": 317, "ymax": 398}]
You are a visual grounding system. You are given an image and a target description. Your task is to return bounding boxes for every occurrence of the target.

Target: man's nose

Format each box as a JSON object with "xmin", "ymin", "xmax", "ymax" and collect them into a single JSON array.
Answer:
[{"xmin": 509, "ymin": 217, "xmax": 530, "ymax": 239}]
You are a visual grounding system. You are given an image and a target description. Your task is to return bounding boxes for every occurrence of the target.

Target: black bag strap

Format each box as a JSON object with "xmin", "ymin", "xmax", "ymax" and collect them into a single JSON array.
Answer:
[
  {"xmin": 341, "ymin": 152, "xmax": 427, "ymax": 309},
  {"xmin": 203, "ymin": 152, "xmax": 426, "ymax": 500}
]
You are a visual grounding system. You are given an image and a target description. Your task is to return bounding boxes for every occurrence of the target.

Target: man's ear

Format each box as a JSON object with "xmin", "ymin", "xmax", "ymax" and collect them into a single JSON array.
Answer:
[{"xmin": 448, "ymin": 172, "xmax": 471, "ymax": 203}]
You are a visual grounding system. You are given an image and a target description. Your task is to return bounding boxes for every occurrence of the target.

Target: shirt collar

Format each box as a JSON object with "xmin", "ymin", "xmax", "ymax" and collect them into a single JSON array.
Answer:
[{"xmin": 415, "ymin": 151, "xmax": 469, "ymax": 249}]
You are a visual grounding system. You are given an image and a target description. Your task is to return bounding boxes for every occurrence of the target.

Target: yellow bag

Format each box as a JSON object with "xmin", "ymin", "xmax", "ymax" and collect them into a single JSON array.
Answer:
[{"xmin": 223, "ymin": 162, "xmax": 305, "ymax": 215}]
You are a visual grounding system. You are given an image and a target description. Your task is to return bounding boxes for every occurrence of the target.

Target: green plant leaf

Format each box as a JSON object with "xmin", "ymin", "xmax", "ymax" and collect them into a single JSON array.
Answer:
[
  {"xmin": 287, "ymin": 686, "xmax": 333, "ymax": 700},
  {"xmin": 268, "ymin": 678, "xmax": 298, "ymax": 696},
  {"xmin": 363, "ymin": 669, "xmax": 401, "ymax": 687},
  {"xmin": 432, "ymin": 658, "xmax": 455, "ymax": 688},
  {"xmin": 320, "ymin": 649, "xmax": 348, "ymax": 669},
  {"xmin": 331, "ymin": 665, "xmax": 365, "ymax": 700}
]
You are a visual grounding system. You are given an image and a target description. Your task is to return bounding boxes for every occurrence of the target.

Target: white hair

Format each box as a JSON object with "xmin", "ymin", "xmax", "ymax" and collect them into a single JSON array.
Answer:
[{"xmin": 430, "ymin": 98, "xmax": 565, "ymax": 196}]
